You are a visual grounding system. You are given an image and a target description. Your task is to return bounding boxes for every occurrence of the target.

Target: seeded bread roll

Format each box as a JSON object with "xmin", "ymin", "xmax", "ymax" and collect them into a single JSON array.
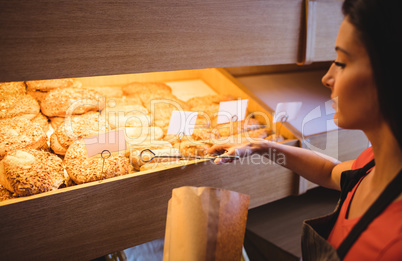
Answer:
[
  {"xmin": 0, "ymin": 94, "xmax": 40, "ymax": 120},
  {"xmin": 131, "ymin": 147, "xmax": 180, "ymax": 171},
  {"xmin": 26, "ymin": 79, "xmax": 82, "ymax": 105},
  {"xmin": 101, "ymin": 102, "xmax": 149, "ymax": 129},
  {"xmin": 26, "ymin": 78, "xmax": 82, "ymax": 92},
  {"xmin": 0, "ymin": 185, "xmax": 14, "ymax": 202},
  {"xmin": 216, "ymin": 118, "xmax": 262, "ymax": 137},
  {"xmin": 64, "ymin": 139, "xmax": 133, "ymax": 184},
  {"xmin": 86, "ymin": 86, "xmax": 123, "ymax": 98},
  {"xmin": 40, "ymin": 87, "xmax": 104, "ymax": 117},
  {"xmin": 30, "ymin": 112, "xmax": 49, "ymax": 133},
  {"xmin": 49, "ymin": 117, "xmax": 65, "ymax": 130},
  {"xmin": 50, "ymin": 112, "xmax": 110, "ymax": 155},
  {"xmin": 0, "ymin": 118, "xmax": 47, "ymax": 160},
  {"xmin": 122, "ymin": 82, "xmax": 172, "ymax": 97},
  {"xmin": 174, "ymin": 140, "xmax": 213, "ymax": 157},
  {"xmin": 187, "ymin": 94, "xmax": 235, "ymax": 110},
  {"xmin": 0, "ymin": 81, "xmax": 26, "ymax": 97},
  {"xmin": 0, "ymin": 149, "xmax": 65, "ymax": 197}
]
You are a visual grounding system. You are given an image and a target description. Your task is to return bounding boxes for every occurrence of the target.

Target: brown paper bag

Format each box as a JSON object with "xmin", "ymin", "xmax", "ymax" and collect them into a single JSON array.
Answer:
[{"xmin": 163, "ymin": 186, "xmax": 250, "ymax": 261}]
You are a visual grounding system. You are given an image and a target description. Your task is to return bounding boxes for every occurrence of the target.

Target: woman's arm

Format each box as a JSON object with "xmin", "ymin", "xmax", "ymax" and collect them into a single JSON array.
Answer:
[{"xmin": 208, "ymin": 140, "xmax": 354, "ymax": 191}]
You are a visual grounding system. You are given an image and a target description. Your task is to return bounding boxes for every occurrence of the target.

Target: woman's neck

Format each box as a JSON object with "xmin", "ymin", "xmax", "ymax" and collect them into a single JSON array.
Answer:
[{"xmin": 365, "ymin": 122, "xmax": 402, "ymax": 187}]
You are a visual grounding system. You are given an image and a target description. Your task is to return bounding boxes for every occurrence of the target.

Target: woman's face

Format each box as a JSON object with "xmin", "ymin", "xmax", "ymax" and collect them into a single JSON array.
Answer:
[{"xmin": 322, "ymin": 18, "xmax": 381, "ymax": 131}]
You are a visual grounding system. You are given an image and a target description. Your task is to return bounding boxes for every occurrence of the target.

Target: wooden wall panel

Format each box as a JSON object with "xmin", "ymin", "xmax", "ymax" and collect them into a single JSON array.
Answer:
[{"xmin": 0, "ymin": 0, "xmax": 303, "ymax": 82}]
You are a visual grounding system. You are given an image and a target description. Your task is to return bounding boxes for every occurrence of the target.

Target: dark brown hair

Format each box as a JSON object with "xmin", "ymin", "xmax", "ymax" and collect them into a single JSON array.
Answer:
[{"xmin": 342, "ymin": 0, "xmax": 402, "ymax": 149}]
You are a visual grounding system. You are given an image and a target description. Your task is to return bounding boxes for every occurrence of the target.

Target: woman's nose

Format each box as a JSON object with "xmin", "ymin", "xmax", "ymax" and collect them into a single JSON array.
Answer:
[{"xmin": 322, "ymin": 66, "xmax": 335, "ymax": 89}]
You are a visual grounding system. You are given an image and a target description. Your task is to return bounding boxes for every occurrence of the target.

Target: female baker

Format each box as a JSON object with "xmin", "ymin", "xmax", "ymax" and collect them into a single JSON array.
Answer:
[{"xmin": 208, "ymin": 0, "xmax": 402, "ymax": 259}]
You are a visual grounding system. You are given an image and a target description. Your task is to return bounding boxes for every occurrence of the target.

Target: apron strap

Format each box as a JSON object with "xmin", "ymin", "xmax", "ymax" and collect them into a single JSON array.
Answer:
[{"xmin": 337, "ymin": 168, "xmax": 402, "ymax": 259}]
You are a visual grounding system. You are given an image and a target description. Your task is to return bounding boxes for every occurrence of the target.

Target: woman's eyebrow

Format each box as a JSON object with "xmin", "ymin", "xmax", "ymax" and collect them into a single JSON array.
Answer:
[{"xmin": 335, "ymin": 46, "xmax": 351, "ymax": 56}]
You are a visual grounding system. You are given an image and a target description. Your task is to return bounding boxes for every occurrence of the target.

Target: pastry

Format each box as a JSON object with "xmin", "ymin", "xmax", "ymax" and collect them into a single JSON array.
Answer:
[
  {"xmin": 40, "ymin": 87, "xmax": 104, "ymax": 117},
  {"xmin": 49, "ymin": 116, "xmax": 65, "ymax": 130},
  {"xmin": 122, "ymin": 82, "xmax": 172, "ymax": 97},
  {"xmin": 0, "ymin": 185, "xmax": 14, "ymax": 202},
  {"xmin": 102, "ymin": 102, "xmax": 149, "ymax": 129},
  {"xmin": 125, "ymin": 126, "xmax": 164, "ymax": 145},
  {"xmin": 50, "ymin": 112, "xmax": 110, "ymax": 155},
  {"xmin": 0, "ymin": 81, "xmax": 26, "ymax": 97},
  {"xmin": 86, "ymin": 86, "xmax": 123, "ymax": 98},
  {"xmin": 26, "ymin": 78, "xmax": 82, "ymax": 92},
  {"xmin": 174, "ymin": 140, "xmax": 213, "ymax": 157},
  {"xmin": 187, "ymin": 94, "xmax": 234, "ymax": 110},
  {"xmin": 0, "ymin": 149, "xmax": 65, "ymax": 197},
  {"xmin": 64, "ymin": 139, "xmax": 133, "ymax": 184},
  {"xmin": 0, "ymin": 94, "xmax": 40, "ymax": 120},
  {"xmin": 216, "ymin": 117, "xmax": 262, "ymax": 137},
  {"xmin": 26, "ymin": 78, "xmax": 82, "ymax": 104},
  {"xmin": 30, "ymin": 112, "xmax": 50, "ymax": 133},
  {"xmin": 0, "ymin": 117, "xmax": 47, "ymax": 160},
  {"xmin": 128, "ymin": 142, "xmax": 177, "ymax": 171}
]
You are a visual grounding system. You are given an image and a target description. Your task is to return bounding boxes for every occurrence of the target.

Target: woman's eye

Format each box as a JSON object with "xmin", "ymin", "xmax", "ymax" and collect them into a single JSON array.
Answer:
[{"xmin": 334, "ymin": 61, "xmax": 346, "ymax": 68}]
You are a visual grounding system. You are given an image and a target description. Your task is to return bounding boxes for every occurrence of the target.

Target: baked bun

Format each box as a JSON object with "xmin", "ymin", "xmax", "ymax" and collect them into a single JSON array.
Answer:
[
  {"xmin": 49, "ymin": 117, "xmax": 65, "ymax": 130},
  {"xmin": 0, "ymin": 149, "xmax": 65, "ymax": 196},
  {"xmin": 26, "ymin": 79, "xmax": 82, "ymax": 104},
  {"xmin": 216, "ymin": 118, "xmax": 262, "ymax": 137},
  {"xmin": 174, "ymin": 140, "xmax": 212, "ymax": 157},
  {"xmin": 125, "ymin": 126, "xmax": 164, "ymax": 146},
  {"xmin": 40, "ymin": 87, "xmax": 104, "ymax": 117},
  {"xmin": 30, "ymin": 112, "xmax": 50, "ymax": 133},
  {"xmin": 102, "ymin": 102, "xmax": 149, "ymax": 129},
  {"xmin": 0, "ymin": 118, "xmax": 47, "ymax": 160},
  {"xmin": 122, "ymin": 82, "xmax": 172, "ymax": 97},
  {"xmin": 86, "ymin": 86, "xmax": 123, "ymax": 98},
  {"xmin": 50, "ymin": 112, "xmax": 109, "ymax": 155},
  {"xmin": 0, "ymin": 94, "xmax": 40, "ymax": 120},
  {"xmin": 130, "ymin": 147, "xmax": 180, "ymax": 171},
  {"xmin": 187, "ymin": 94, "xmax": 234, "ymax": 110},
  {"xmin": 64, "ymin": 139, "xmax": 133, "ymax": 184},
  {"xmin": 0, "ymin": 81, "xmax": 26, "ymax": 97},
  {"xmin": 127, "ymin": 141, "xmax": 174, "ymax": 170},
  {"xmin": 0, "ymin": 185, "xmax": 14, "ymax": 202},
  {"xmin": 26, "ymin": 78, "xmax": 82, "ymax": 92}
]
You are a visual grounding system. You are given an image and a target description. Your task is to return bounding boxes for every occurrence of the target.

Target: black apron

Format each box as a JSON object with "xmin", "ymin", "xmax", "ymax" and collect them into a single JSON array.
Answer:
[{"xmin": 301, "ymin": 160, "xmax": 402, "ymax": 260}]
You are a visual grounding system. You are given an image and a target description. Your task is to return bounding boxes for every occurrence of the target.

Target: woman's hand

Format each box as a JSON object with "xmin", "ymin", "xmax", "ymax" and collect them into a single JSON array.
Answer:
[{"xmin": 207, "ymin": 139, "xmax": 271, "ymax": 164}]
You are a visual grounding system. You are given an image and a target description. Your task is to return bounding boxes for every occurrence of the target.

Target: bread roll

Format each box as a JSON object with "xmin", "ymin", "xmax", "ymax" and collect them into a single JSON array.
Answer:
[
  {"xmin": 30, "ymin": 112, "xmax": 49, "ymax": 133},
  {"xmin": 0, "ymin": 81, "xmax": 26, "ymax": 97},
  {"xmin": 40, "ymin": 87, "xmax": 104, "ymax": 117},
  {"xmin": 102, "ymin": 103, "xmax": 149, "ymax": 129},
  {"xmin": 0, "ymin": 185, "xmax": 14, "ymax": 202},
  {"xmin": 216, "ymin": 118, "xmax": 262, "ymax": 137},
  {"xmin": 25, "ymin": 78, "xmax": 82, "ymax": 92},
  {"xmin": 0, "ymin": 94, "xmax": 40, "ymax": 120},
  {"xmin": 129, "ymin": 142, "xmax": 177, "ymax": 171},
  {"xmin": 187, "ymin": 94, "xmax": 234, "ymax": 110},
  {"xmin": 0, "ymin": 149, "xmax": 65, "ymax": 196},
  {"xmin": 64, "ymin": 139, "xmax": 133, "ymax": 184},
  {"xmin": 174, "ymin": 140, "xmax": 212, "ymax": 157},
  {"xmin": 0, "ymin": 117, "xmax": 47, "ymax": 160},
  {"xmin": 125, "ymin": 126, "xmax": 164, "ymax": 145},
  {"xmin": 86, "ymin": 86, "xmax": 123, "ymax": 98},
  {"xmin": 122, "ymin": 82, "xmax": 172, "ymax": 97},
  {"xmin": 50, "ymin": 112, "xmax": 109, "ymax": 155}
]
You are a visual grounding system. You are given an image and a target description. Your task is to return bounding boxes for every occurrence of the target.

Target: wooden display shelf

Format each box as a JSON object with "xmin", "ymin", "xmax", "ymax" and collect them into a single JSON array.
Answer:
[{"xmin": 0, "ymin": 68, "xmax": 299, "ymax": 260}]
